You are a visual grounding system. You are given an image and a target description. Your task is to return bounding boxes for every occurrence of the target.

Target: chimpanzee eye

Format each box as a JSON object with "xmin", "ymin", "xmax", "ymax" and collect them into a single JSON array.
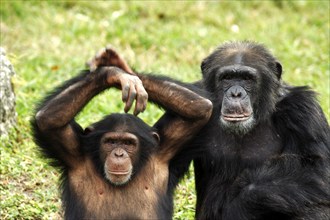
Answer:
[
  {"xmin": 242, "ymin": 72, "xmax": 257, "ymax": 81},
  {"xmin": 124, "ymin": 140, "xmax": 133, "ymax": 145},
  {"xmin": 218, "ymin": 74, "xmax": 232, "ymax": 81},
  {"xmin": 243, "ymin": 75, "xmax": 252, "ymax": 80},
  {"xmin": 104, "ymin": 138, "xmax": 115, "ymax": 144},
  {"xmin": 222, "ymin": 75, "xmax": 231, "ymax": 80},
  {"xmin": 225, "ymin": 75, "xmax": 232, "ymax": 80}
]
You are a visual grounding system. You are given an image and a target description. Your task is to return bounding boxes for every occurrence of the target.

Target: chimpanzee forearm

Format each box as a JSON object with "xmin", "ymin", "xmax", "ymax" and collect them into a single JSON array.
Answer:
[
  {"xmin": 33, "ymin": 67, "xmax": 147, "ymax": 168},
  {"xmin": 85, "ymin": 47, "xmax": 211, "ymax": 119},
  {"xmin": 223, "ymin": 155, "xmax": 330, "ymax": 219},
  {"xmin": 137, "ymin": 74, "xmax": 212, "ymax": 120},
  {"xmin": 35, "ymin": 67, "xmax": 146, "ymax": 131},
  {"xmin": 131, "ymin": 73, "xmax": 212, "ymax": 161},
  {"xmin": 35, "ymin": 70, "xmax": 109, "ymax": 131},
  {"xmin": 85, "ymin": 47, "xmax": 213, "ymax": 161}
]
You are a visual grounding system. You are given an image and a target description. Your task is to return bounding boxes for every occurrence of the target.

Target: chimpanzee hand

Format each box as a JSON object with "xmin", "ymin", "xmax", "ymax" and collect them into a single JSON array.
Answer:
[
  {"xmin": 87, "ymin": 46, "xmax": 135, "ymax": 75},
  {"xmin": 106, "ymin": 67, "xmax": 147, "ymax": 115}
]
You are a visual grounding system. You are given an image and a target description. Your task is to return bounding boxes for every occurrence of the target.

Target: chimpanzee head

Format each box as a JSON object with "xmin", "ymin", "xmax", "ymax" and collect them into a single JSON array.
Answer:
[
  {"xmin": 82, "ymin": 113, "xmax": 159, "ymax": 185},
  {"xmin": 201, "ymin": 41, "xmax": 283, "ymax": 135}
]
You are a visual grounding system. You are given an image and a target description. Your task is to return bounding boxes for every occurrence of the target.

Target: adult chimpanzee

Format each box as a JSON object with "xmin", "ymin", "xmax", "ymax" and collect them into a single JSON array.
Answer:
[
  {"xmin": 189, "ymin": 41, "xmax": 330, "ymax": 219},
  {"xmin": 31, "ymin": 51, "xmax": 212, "ymax": 219}
]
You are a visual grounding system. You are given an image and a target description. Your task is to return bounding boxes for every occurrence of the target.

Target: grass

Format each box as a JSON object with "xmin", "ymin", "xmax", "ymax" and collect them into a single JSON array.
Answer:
[{"xmin": 1, "ymin": 1, "xmax": 329, "ymax": 219}]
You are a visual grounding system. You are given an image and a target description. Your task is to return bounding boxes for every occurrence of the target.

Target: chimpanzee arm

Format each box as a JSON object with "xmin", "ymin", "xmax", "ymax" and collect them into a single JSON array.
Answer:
[
  {"xmin": 222, "ymin": 154, "xmax": 330, "ymax": 219},
  {"xmin": 137, "ymin": 74, "xmax": 213, "ymax": 162},
  {"xmin": 86, "ymin": 47, "xmax": 212, "ymax": 161},
  {"xmin": 32, "ymin": 67, "xmax": 147, "ymax": 168}
]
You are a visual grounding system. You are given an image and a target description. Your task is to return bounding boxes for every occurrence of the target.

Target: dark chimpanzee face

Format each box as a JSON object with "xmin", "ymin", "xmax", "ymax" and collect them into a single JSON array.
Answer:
[
  {"xmin": 82, "ymin": 113, "xmax": 159, "ymax": 186},
  {"xmin": 201, "ymin": 42, "xmax": 282, "ymax": 135},
  {"xmin": 217, "ymin": 64, "xmax": 257, "ymax": 135}
]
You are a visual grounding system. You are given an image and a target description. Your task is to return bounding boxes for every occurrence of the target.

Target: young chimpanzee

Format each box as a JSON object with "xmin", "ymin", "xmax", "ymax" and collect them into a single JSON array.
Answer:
[{"xmin": 31, "ymin": 49, "xmax": 212, "ymax": 219}]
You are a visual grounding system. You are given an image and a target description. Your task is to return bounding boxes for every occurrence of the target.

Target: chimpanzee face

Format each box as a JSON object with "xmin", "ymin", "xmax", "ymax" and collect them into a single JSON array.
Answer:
[
  {"xmin": 100, "ymin": 132, "xmax": 139, "ymax": 185},
  {"xmin": 216, "ymin": 64, "xmax": 258, "ymax": 135},
  {"xmin": 201, "ymin": 42, "xmax": 282, "ymax": 135},
  {"xmin": 83, "ymin": 113, "xmax": 159, "ymax": 185}
]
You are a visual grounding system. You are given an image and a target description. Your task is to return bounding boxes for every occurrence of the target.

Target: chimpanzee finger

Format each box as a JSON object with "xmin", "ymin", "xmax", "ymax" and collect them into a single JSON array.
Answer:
[
  {"xmin": 141, "ymin": 93, "xmax": 148, "ymax": 113},
  {"xmin": 89, "ymin": 64, "xmax": 97, "ymax": 72},
  {"xmin": 106, "ymin": 45, "xmax": 122, "ymax": 59},
  {"xmin": 124, "ymin": 83, "xmax": 137, "ymax": 113},
  {"xmin": 122, "ymin": 82, "xmax": 130, "ymax": 102},
  {"xmin": 133, "ymin": 85, "xmax": 148, "ymax": 115},
  {"xmin": 133, "ymin": 94, "xmax": 143, "ymax": 115},
  {"xmin": 143, "ymin": 93, "xmax": 148, "ymax": 112},
  {"xmin": 140, "ymin": 86, "xmax": 148, "ymax": 112}
]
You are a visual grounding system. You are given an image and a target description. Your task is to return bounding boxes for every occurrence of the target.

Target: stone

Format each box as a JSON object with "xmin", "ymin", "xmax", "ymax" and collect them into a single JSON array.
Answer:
[{"xmin": 0, "ymin": 47, "xmax": 17, "ymax": 136}]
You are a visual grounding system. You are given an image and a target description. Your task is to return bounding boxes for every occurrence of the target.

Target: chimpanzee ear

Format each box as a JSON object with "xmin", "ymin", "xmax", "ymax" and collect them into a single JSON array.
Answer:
[
  {"xmin": 84, "ymin": 126, "xmax": 95, "ymax": 135},
  {"xmin": 151, "ymin": 132, "xmax": 160, "ymax": 144},
  {"xmin": 201, "ymin": 59, "xmax": 207, "ymax": 75},
  {"xmin": 275, "ymin": 61, "xmax": 282, "ymax": 79}
]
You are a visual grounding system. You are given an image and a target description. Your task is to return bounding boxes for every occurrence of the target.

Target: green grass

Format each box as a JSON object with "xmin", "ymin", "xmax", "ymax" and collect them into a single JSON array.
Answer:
[{"xmin": 1, "ymin": 1, "xmax": 329, "ymax": 219}]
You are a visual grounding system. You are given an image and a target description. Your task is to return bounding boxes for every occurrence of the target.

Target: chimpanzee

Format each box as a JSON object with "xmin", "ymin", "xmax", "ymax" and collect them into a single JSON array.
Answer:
[
  {"xmin": 189, "ymin": 41, "xmax": 330, "ymax": 219},
  {"xmin": 100, "ymin": 42, "xmax": 330, "ymax": 219},
  {"xmin": 31, "ymin": 50, "xmax": 212, "ymax": 219}
]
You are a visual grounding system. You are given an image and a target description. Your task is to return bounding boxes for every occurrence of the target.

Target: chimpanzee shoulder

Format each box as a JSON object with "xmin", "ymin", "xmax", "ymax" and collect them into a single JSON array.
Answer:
[{"xmin": 273, "ymin": 86, "xmax": 330, "ymax": 156}]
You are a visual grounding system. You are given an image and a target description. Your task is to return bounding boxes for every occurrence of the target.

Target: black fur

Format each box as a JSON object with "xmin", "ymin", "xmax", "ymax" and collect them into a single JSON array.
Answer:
[{"xmin": 175, "ymin": 41, "xmax": 330, "ymax": 219}]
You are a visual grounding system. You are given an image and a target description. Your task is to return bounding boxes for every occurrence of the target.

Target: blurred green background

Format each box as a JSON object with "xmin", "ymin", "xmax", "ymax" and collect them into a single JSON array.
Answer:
[{"xmin": 1, "ymin": 1, "xmax": 329, "ymax": 219}]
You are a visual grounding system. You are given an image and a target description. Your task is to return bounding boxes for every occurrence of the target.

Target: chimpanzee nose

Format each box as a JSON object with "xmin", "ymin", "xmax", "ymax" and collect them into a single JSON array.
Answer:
[
  {"xmin": 231, "ymin": 88, "xmax": 242, "ymax": 98},
  {"xmin": 227, "ymin": 85, "xmax": 246, "ymax": 98},
  {"xmin": 114, "ymin": 148, "xmax": 124, "ymax": 157}
]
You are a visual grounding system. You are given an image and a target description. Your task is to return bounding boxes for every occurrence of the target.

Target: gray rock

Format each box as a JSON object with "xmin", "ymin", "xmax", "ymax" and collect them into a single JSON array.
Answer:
[{"xmin": 0, "ymin": 47, "xmax": 17, "ymax": 136}]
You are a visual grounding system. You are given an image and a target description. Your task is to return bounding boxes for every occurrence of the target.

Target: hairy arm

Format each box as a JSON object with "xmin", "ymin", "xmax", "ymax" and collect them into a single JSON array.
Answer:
[
  {"xmin": 223, "ymin": 154, "xmax": 330, "ymax": 219},
  {"xmin": 137, "ymin": 74, "xmax": 213, "ymax": 162},
  {"xmin": 86, "ymin": 46, "xmax": 212, "ymax": 162},
  {"xmin": 32, "ymin": 67, "xmax": 147, "ymax": 168}
]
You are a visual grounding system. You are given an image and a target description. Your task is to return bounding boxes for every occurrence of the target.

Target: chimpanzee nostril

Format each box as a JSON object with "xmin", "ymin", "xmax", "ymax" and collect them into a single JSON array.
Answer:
[
  {"xmin": 227, "ymin": 85, "xmax": 246, "ymax": 98},
  {"xmin": 115, "ymin": 152, "xmax": 123, "ymax": 157},
  {"xmin": 114, "ymin": 148, "xmax": 124, "ymax": 157},
  {"xmin": 231, "ymin": 88, "xmax": 242, "ymax": 97}
]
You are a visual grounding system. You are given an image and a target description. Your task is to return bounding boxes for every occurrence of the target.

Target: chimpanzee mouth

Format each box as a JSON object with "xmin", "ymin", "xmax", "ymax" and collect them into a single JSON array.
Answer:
[
  {"xmin": 222, "ymin": 114, "xmax": 252, "ymax": 122},
  {"xmin": 109, "ymin": 170, "xmax": 131, "ymax": 176}
]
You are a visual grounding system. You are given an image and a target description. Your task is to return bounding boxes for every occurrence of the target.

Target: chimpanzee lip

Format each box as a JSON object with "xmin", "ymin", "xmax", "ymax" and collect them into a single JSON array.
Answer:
[
  {"xmin": 222, "ymin": 114, "xmax": 251, "ymax": 122},
  {"xmin": 109, "ymin": 170, "xmax": 130, "ymax": 175}
]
